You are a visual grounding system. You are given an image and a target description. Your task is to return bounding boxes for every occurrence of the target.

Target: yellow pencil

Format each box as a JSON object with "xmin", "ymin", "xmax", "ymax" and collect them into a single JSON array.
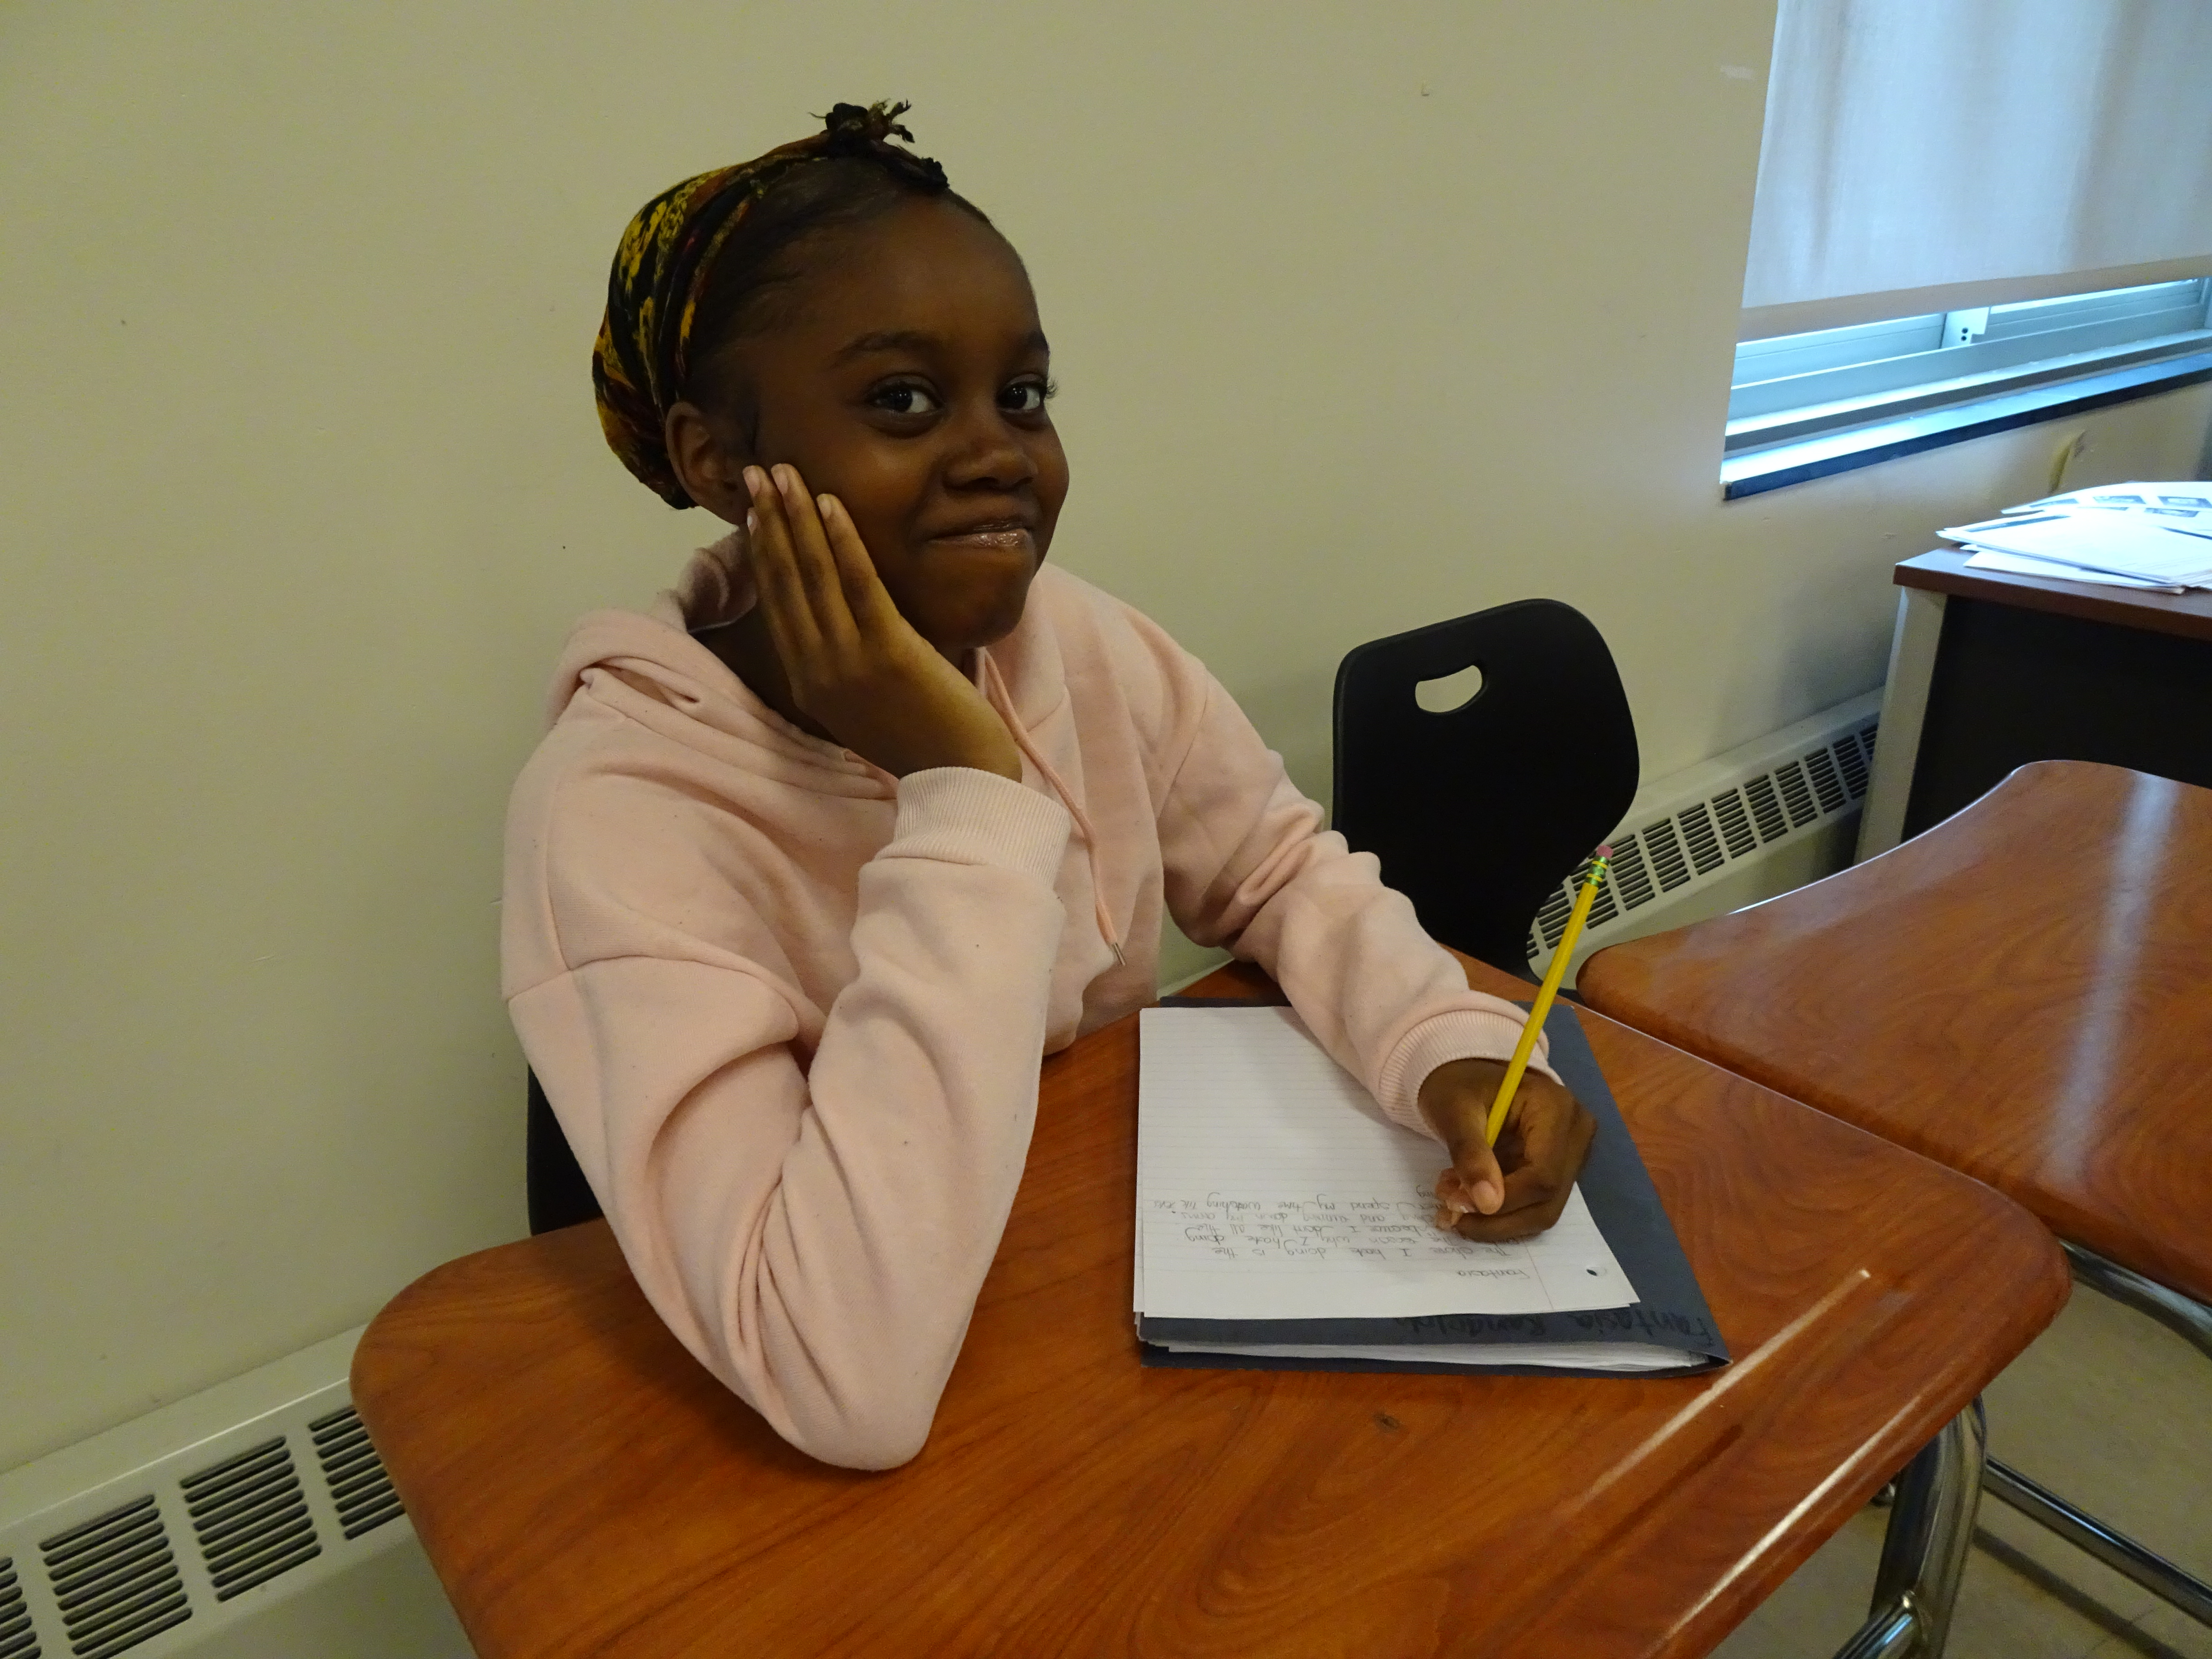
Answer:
[{"xmin": 1484, "ymin": 846, "xmax": 1612, "ymax": 1148}]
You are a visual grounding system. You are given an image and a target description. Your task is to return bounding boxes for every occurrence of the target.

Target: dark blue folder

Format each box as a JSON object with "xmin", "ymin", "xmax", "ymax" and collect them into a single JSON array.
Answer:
[{"xmin": 1137, "ymin": 1001, "xmax": 1730, "ymax": 1377}]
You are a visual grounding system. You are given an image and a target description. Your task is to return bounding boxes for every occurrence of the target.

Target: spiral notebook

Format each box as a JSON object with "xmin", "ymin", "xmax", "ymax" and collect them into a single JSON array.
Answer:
[{"xmin": 1134, "ymin": 1001, "xmax": 1727, "ymax": 1377}]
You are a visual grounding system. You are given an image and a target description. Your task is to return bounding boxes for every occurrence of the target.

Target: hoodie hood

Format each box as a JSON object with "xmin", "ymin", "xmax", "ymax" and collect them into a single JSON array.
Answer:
[
  {"xmin": 541, "ymin": 532, "xmax": 1098, "ymax": 884},
  {"xmin": 542, "ymin": 531, "xmax": 889, "ymax": 800},
  {"xmin": 542, "ymin": 530, "xmax": 753, "ymax": 727},
  {"xmin": 547, "ymin": 530, "xmax": 1070, "ymax": 743}
]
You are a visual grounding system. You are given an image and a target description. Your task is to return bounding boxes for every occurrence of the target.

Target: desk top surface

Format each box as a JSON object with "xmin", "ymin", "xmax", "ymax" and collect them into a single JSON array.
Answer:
[
  {"xmin": 1580, "ymin": 761, "xmax": 2212, "ymax": 1301},
  {"xmin": 1895, "ymin": 548, "xmax": 2212, "ymax": 643},
  {"xmin": 353, "ymin": 957, "xmax": 2063, "ymax": 1659}
]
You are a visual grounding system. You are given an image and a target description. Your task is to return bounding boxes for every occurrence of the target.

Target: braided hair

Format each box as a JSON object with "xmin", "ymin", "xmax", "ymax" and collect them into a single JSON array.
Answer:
[{"xmin": 593, "ymin": 102, "xmax": 994, "ymax": 506}]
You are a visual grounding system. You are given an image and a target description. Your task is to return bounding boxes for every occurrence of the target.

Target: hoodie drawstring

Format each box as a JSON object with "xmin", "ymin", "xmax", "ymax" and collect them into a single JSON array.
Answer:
[{"xmin": 978, "ymin": 650, "xmax": 1126, "ymax": 967}]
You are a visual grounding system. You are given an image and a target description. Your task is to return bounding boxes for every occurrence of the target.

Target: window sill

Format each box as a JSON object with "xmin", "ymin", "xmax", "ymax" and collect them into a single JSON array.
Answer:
[{"xmin": 1720, "ymin": 347, "xmax": 2212, "ymax": 501}]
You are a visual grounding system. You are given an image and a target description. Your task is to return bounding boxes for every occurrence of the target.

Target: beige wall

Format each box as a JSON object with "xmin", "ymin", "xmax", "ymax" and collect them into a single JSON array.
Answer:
[{"xmin": 5, "ymin": 3, "xmax": 2207, "ymax": 1472}]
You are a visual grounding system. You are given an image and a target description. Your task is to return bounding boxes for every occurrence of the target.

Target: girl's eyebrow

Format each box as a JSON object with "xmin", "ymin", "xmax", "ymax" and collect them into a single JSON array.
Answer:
[
  {"xmin": 831, "ymin": 328, "xmax": 937, "ymax": 364},
  {"xmin": 829, "ymin": 327, "xmax": 1051, "ymax": 365}
]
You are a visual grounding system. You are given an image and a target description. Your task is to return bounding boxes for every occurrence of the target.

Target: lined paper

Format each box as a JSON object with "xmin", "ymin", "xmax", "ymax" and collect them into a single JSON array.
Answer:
[{"xmin": 1136, "ymin": 1006, "xmax": 1637, "ymax": 1323}]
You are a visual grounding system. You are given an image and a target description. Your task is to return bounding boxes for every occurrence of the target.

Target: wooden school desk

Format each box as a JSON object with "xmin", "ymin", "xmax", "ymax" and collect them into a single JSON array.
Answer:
[
  {"xmin": 352, "ymin": 957, "xmax": 2064, "ymax": 1659},
  {"xmin": 1578, "ymin": 759, "xmax": 2212, "ymax": 1625}
]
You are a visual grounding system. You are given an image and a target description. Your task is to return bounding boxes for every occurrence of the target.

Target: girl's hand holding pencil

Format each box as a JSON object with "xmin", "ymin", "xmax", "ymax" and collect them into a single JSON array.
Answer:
[
  {"xmin": 1418, "ymin": 845, "xmax": 1612, "ymax": 1242},
  {"xmin": 1419, "ymin": 1060, "xmax": 1596, "ymax": 1242}
]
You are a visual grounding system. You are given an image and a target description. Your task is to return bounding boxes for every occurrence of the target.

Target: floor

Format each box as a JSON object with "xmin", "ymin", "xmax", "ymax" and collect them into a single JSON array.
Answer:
[
  {"xmin": 1715, "ymin": 1284, "xmax": 2212, "ymax": 1659},
  {"xmin": 215, "ymin": 1276, "xmax": 2207, "ymax": 1658}
]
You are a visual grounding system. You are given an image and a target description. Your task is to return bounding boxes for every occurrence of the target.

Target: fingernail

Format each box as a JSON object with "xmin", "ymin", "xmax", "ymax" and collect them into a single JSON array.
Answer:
[
  {"xmin": 817, "ymin": 494, "xmax": 839, "ymax": 521},
  {"xmin": 743, "ymin": 466, "xmax": 764, "ymax": 494},
  {"xmin": 1474, "ymin": 1181, "xmax": 1502, "ymax": 1214},
  {"xmin": 745, "ymin": 509, "xmax": 757, "ymax": 535}
]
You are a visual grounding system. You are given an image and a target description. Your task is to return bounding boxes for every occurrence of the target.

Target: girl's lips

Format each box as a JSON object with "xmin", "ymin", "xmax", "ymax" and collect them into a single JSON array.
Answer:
[{"xmin": 928, "ymin": 526, "xmax": 1034, "ymax": 551}]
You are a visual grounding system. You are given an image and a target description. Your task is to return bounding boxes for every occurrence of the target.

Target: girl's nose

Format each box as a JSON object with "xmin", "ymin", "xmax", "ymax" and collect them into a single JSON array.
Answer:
[{"xmin": 943, "ymin": 403, "xmax": 1037, "ymax": 490}]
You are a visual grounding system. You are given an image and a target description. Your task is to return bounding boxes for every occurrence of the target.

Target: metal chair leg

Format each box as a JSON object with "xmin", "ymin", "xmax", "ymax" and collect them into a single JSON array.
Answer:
[
  {"xmin": 1973, "ymin": 1241, "xmax": 2212, "ymax": 1629},
  {"xmin": 1832, "ymin": 1402, "xmax": 1987, "ymax": 1659},
  {"xmin": 1823, "ymin": 1246, "xmax": 2211, "ymax": 1654},
  {"xmin": 2061, "ymin": 1240, "xmax": 2212, "ymax": 1363},
  {"xmin": 1982, "ymin": 1457, "xmax": 2212, "ymax": 1626}
]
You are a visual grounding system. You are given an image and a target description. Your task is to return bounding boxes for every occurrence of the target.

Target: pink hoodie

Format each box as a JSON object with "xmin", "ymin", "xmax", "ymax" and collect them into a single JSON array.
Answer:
[{"xmin": 502, "ymin": 534, "xmax": 1551, "ymax": 1468}]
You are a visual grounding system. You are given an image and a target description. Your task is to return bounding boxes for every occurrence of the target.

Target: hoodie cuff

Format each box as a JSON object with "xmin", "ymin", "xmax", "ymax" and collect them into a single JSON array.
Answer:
[
  {"xmin": 885, "ymin": 768, "xmax": 1072, "ymax": 887},
  {"xmin": 1374, "ymin": 1008, "xmax": 1560, "ymax": 1138}
]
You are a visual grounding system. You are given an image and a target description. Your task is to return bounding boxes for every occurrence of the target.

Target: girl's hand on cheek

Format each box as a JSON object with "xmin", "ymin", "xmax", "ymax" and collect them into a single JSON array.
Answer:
[{"xmin": 745, "ymin": 464, "xmax": 1023, "ymax": 782}]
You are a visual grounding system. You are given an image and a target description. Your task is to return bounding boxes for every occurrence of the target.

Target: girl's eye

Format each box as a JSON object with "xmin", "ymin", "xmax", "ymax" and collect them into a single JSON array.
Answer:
[
  {"xmin": 870, "ymin": 383, "xmax": 942, "ymax": 417},
  {"xmin": 1000, "ymin": 378, "xmax": 1056, "ymax": 416}
]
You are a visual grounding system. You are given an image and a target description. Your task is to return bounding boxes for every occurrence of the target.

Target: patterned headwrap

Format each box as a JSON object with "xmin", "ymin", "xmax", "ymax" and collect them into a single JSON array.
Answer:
[{"xmin": 592, "ymin": 101, "xmax": 950, "ymax": 507}]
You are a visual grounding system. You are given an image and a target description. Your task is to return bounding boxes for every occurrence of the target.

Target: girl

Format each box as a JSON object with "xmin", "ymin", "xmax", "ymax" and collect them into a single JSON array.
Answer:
[{"xmin": 506, "ymin": 102, "xmax": 1595, "ymax": 1470}]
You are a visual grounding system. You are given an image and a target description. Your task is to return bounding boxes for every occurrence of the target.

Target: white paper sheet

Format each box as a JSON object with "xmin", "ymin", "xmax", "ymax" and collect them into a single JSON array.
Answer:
[
  {"xmin": 1135, "ymin": 1006, "xmax": 1637, "ymax": 1323},
  {"xmin": 1940, "ymin": 511, "xmax": 2212, "ymax": 586},
  {"xmin": 1962, "ymin": 547, "xmax": 2184, "ymax": 591},
  {"xmin": 1147, "ymin": 1338, "xmax": 1687, "ymax": 1372},
  {"xmin": 2005, "ymin": 482, "xmax": 2212, "ymax": 515}
]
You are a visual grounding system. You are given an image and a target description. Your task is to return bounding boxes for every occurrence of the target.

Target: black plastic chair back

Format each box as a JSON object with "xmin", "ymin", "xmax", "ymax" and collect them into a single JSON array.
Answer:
[
  {"xmin": 1332, "ymin": 599, "xmax": 1638, "ymax": 977},
  {"xmin": 527, "ymin": 1069, "xmax": 605, "ymax": 1234}
]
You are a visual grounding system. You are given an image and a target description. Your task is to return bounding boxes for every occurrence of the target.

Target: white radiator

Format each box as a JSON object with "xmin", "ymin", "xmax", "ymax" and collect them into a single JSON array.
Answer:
[
  {"xmin": 1528, "ymin": 689, "xmax": 1883, "ymax": 982},
  {"xmin": 0, "ymin": 1331, "xmax": 467, "ymax": 1659}
]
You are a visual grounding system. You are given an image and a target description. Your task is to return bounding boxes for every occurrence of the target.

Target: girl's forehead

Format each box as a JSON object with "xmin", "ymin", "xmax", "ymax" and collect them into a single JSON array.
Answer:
[{"xmin": 794, "ymin": 202, "xmax": 1041, "ymax": 345}]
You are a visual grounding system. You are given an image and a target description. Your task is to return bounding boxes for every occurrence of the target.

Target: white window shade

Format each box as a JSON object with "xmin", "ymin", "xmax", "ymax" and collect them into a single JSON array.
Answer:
[{"xmin": 1743, "ymin": 0, "xmax": 2212, "ymax": 336}]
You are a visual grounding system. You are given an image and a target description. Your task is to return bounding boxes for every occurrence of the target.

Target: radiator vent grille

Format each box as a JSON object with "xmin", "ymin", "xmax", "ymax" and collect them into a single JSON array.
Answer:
[
  {"xmin": 1711, "ymin": 788, "xmax": 1758, "ymax": 858},
  {"xmin": 1775, "ymin": 760, "xmax": 1818, "ymax": 829},
  {"xmin": 182, "ymin": 1439, "xmax": 320, "ymax": 1601},
  {"xmin": 1531, "ymin": 712, "xmax": 1878, "ymax": 958},
  {"xmin": 1804, "ymin": 747, "xmax": 1847, "ymax": 815},
  {"xmin": 1742, "ymin": 773, "xmax": 1789, "ymax": 842},
  {"xmin": 1, "ymin": 1333, "xmax": 420, "ymax": 1659},
  {"xmin": 39, "ymin": 1499, "xmax": 189, "ymax": 1659},
  {"xmin": 1834, "ymin": 729, "xmax": 1872, "ymax": 798},
  {"xmin": 1676, "ymin": 801, "xmax": 1726, "ymax": 875},
  {"xmin": 1641, "ymin": 818, "xmax": 1692, "ymax": 892},
  {"xmin": 1607, "ymin": 836, "xmax": 1657, "ymax": 910},
  {"xmin": 309, "ymin": 1410, "xmax": 403, "ymax": 1541},
  {"xmin": 0, "ymin": 1558, "xmax": 39, "ymax": 1659}
]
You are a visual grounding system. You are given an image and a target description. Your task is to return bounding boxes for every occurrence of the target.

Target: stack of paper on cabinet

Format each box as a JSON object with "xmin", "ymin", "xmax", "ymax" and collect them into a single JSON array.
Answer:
[
  {"xmin": 1134, "ymin": 1003, "xmax": 1727, "ymax": 1376},
  {"xmin": 1943, "ymin": 481, "xmax": 2212, "ymax": 591}
]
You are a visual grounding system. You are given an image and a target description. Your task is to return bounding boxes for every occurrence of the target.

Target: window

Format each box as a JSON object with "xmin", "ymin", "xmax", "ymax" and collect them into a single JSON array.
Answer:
[
  {"xmin": 1725, "ymin": 1, "xmax": 2212, "ymax": 497},
  {"xmin": 1722, "ymin": 278, "xmax": 2212, "ymax": 497}
]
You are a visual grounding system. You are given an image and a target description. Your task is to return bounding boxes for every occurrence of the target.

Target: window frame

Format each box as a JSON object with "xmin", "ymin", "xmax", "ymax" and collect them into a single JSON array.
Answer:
[{"xmin": 1721, "ymin": 278, "xmax": 2212, "ymax": 500}]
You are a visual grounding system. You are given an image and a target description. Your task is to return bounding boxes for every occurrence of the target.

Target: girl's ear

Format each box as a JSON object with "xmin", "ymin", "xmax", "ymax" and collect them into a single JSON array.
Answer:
[{"xmin": 665, "ymin": 401, "xmax": 755, "ymax": 524}]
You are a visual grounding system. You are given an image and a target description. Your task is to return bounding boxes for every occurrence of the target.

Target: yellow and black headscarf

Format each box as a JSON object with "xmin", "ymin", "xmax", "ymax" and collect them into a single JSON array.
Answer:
[{"xmin": 591, "ymin": 101, "xmax": 950, "ymax": 507}]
